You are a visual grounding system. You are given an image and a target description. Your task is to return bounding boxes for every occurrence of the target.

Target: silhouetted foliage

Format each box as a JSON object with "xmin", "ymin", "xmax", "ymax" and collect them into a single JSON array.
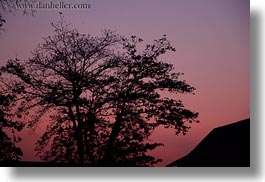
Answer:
[
  {"xmin": 36, "ymin": 118, "xmax": 78, "ymax": 163},
  {"xmin": 0, "ymin": 18, "xmax": 199, "ymax": 166},
  {"xmin": 0, "ymin": 90, "xmax": 24, "ymax": 161},
  {"xmin": 0, "ymin": 0, "xmax": 35, "ymax": 31},
  {"xmin": 0, "ymin": 14, "xmax": 5, "ymax": 30},
  {"xmin": 98, "ymin": 36, "xmax": 199, "ymax": 166}
]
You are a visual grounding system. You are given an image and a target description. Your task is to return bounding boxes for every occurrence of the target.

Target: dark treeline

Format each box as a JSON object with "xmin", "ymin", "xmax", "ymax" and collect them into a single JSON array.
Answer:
[{"xmin": 0, "ymin": 17, "xmax": 199, "ymax": 166}]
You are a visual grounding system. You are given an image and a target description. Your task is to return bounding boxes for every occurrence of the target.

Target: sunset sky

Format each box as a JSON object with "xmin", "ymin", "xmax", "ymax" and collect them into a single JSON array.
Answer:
[{"xmin": 0, "ymin": 0, "xmax": 249, "ymax": 166}]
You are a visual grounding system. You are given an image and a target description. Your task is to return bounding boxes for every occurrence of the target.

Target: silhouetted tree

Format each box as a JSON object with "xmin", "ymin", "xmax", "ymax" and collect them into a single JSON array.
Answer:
[
  {"xmin": 0, "ymin": 89, "xmax": 24, "ymax": 161},
  {"xmin": 0, "ymin": 18, "xmax": 199, "ymax": 166},
  {"xmin": 98, "ymin": 36, "xmax": 199, "ymax": 166},
  {"xmin": 1, "ymin": 17, "xmax": 121, "ymax": 165}
]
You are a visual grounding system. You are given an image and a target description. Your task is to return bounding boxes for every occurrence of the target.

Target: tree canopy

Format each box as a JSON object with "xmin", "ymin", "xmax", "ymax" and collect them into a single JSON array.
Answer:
[{"xmin": 0, "ymin": 18, "xmax": 199, "ymax": 166}]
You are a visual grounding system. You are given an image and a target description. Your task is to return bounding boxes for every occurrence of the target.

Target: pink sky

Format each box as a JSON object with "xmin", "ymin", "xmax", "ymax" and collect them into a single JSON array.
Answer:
[{"xmin": 0, "ymin": 0, "xmax": 249, "ymax": 166}]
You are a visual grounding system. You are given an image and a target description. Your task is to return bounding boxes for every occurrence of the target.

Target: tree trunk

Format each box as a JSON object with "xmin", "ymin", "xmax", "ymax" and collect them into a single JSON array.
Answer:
[
  {"xmin": 68, "ymin": 105, "xmax": 84, "ymax": 166},
  {"xmin": 101, "ymin": 113, "xmax": 123, "ymax": 166},
  {"xmin": 75, "ymin": 102, "xmax": 85, "ymax": 166},
  {"xmin": 84, "ymin": 112, "xmax": 96, "ymax": 165}
]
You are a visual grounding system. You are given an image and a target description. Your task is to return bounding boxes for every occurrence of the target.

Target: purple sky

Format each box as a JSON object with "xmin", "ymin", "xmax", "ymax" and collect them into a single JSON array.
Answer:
[{"xmin": 0, "ymin": 0, "xmax": 249, "ymax": 166}]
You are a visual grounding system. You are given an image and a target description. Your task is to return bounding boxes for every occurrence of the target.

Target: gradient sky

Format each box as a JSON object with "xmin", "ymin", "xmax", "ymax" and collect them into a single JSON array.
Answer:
[{"xmin": 0, "ymin": 0, "xmax": 249, "ymax": 166}]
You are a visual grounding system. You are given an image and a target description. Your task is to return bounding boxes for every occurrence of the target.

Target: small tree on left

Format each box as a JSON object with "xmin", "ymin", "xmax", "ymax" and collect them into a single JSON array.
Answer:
[{"xmin": 0, "ymin": 86, "xmax": 24, "ymax": 161}]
